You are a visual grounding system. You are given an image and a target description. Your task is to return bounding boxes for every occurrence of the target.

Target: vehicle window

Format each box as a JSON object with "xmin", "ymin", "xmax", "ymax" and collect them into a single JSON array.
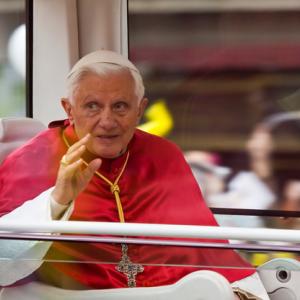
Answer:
[
  {"xmin": 128, "ymin": 0, "xmax": 300, "ymax": 221},
  {"xmin": 0, "ymin": 0, "xmax": 26, "ymax": 117}
]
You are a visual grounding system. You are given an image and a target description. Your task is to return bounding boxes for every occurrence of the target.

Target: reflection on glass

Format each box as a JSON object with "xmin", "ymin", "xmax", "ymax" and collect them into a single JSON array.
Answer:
[
  {"xmin": 128, "ymin": 0, "xmax": 300, "ymax": 217},
  {"xmin": 0, "ymin": 0, "xmax": 26, "ymax": 117},
  {"xmin": 0, "ymin": 235, "xmax": 299, "ymax": 298}
]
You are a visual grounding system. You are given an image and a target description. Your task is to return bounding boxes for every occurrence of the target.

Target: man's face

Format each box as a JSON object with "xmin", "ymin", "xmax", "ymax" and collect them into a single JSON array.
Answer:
[{"xmin": 62, "ymin": 70, "xmax": 147, "ymax": 158}]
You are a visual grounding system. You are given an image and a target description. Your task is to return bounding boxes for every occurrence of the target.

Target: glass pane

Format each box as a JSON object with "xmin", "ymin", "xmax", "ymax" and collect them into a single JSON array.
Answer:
[
  {"xmin": 0, "ymin": 235, "xmax": 299, "ymax": 292},
  {"xmin": 0, "ymin": 0, "xmax": 26, "ymax": 117},
  {"xmin": 128, "ymin": 0, "xmax": 300, "ymax": 217}
]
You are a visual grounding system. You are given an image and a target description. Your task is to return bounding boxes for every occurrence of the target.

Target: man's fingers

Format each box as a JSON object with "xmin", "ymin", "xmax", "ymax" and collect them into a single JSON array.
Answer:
[
  {"xmin": 60, "ymin": 133, "xmax": 92, "ymax": 169},
  {"xmin": 89, "ymin": 158, "xmax": 102, "ymax": 172},
  {"xmin": 61, "ymin": 145, "xmax": 86, "ymax": 166},
  {"xmin": 60, "ymin": 158, "xmax": 101, "ymax": 183},
  {"xmin": 54, "ymin": 158, "xmax": 101, "ymax": 205},
  {"xmin": 61, "ymin": 159, "xmax": 84, "ymax": 177},
  {"xmin": 67, "ymin": 133, "xmax": 91, "ymax": 154},
  {"xmin": 82, "ymin": 159, "xmax": 102, "ymax": 181}
]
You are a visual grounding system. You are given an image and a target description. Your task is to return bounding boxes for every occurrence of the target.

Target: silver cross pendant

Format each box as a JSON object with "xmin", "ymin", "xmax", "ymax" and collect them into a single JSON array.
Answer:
[{"xmin": 116, "ymin": 244, "xmax": 144, "ymax": 287}]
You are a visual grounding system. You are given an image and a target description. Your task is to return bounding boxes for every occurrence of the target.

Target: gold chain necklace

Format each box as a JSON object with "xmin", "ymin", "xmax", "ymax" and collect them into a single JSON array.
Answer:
[
  {"xmin": 62, "ymin": 129, "xmax": 144, "ymax": 287},
  {"xmin": 62, "ymin": 130, "xmax": 128, "ymax": 222}
]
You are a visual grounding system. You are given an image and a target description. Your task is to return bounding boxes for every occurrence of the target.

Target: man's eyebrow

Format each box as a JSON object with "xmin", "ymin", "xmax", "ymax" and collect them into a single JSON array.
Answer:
[
  {"xmin": 113, "ymin": 98, "xmax": 128, "ymax": 102},
  {"xmin": 82, "ymin": 95, "xmax": 100, "ymax": 102}
]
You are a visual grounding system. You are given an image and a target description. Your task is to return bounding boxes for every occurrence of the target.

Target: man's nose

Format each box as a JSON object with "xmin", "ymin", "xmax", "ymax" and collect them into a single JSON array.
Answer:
[{"xmin": 97, "ymin": 108, "xmax": 117, "ymax": 129}]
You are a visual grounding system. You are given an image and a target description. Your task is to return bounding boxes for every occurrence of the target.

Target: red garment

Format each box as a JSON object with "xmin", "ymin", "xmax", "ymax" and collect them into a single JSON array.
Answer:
[{"xmin": 0, "ymin": 121, "xmax": 255, "ymax": 288}]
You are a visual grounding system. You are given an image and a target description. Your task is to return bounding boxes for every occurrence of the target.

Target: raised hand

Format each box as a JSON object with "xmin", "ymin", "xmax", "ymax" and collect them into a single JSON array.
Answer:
[{"xmin": 51, "ymin": 133, "xmax": 102, "ymax": 205}]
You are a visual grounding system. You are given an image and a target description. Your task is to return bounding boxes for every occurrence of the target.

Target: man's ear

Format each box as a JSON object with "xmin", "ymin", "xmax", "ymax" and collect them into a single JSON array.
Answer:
[
  {"xmin": 137, "ymin": 97, "xmax": 148, "ymax": 121},
  {"xmin": 61, "ymin": 98, "xmax": 74, "ymax": 123}
]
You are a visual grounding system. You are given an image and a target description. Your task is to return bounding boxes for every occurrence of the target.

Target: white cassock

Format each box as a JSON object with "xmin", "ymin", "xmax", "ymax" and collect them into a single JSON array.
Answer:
[{"xmin": 0, "ymin": 188, "xmax": 269, "ymax": 299}]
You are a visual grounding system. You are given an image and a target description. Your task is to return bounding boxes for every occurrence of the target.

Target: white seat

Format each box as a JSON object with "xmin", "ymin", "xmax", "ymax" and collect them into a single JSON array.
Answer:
[
  {"xmin": 258, "ymin": 258, "xmax": 300, "ymax": 300},
  {"xmin": 0, "ymin": 270, "xmax": 235, "ymax": 300},
  {"xmin": 0, "ymin": 117, "xmax": 45, "ymax": 164}
]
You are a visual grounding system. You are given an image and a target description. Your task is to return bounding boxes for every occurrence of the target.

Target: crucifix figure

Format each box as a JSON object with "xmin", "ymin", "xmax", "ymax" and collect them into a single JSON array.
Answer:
[{"xmin": 116, "ymin": 244, "xmax": 144, "ymax": 287}]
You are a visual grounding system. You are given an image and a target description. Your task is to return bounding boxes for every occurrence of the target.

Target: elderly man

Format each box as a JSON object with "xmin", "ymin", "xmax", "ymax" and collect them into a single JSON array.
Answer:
[{"xmin": 0, "ymin": 50, "xmax": 268, "ymax": 299}]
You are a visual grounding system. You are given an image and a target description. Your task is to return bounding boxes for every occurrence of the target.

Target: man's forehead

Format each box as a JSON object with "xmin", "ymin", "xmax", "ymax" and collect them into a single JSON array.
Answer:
[
  {"xmin": 73, "ymin": 71, "xmax": 136, "ymax": 98},
  {"xmin": 68, "ymin": 50, "xmax": 139, "ymax": 78},
  {"xmin": 77, "ymin": 70, "xmax": 135, "ymax": 87}
]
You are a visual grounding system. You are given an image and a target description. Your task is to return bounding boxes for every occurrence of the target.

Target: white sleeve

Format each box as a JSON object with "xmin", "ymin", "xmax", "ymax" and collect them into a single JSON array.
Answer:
[
  {"xmin": 0, "ymin": 187, "xmax": 74, "ymax": 286},
  {"xmin": 231, "ymin": 272, "xmax": 270, "ymax": 299}
]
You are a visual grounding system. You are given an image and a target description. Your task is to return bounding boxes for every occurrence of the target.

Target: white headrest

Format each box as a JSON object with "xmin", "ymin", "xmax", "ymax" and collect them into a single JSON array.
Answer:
[{"xmin": 0, "ymin": 117, "xmax": 46, "ymax": 142}]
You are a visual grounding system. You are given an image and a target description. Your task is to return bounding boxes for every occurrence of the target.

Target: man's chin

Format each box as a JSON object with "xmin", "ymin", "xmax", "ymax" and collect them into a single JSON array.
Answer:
[{"xmin": 90, "ymin": 148, "xmax": 124, "ymax": 159}]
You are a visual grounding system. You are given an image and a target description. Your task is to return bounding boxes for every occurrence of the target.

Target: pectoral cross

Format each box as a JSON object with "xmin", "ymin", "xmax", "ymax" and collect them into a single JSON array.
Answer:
[{"xmin": 116, "ymin": 244, "xmax": 144, "ymax": 287}]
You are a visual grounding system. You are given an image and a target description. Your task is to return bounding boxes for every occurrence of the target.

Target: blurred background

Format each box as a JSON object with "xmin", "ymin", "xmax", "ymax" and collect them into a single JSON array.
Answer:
[
  {"xmin": 0, "ymin": 0, "xmax": 25, "ymax": 117},
  {"xmin": 128, "ymin": 0, "xmax": 300, "ymax": 226}
]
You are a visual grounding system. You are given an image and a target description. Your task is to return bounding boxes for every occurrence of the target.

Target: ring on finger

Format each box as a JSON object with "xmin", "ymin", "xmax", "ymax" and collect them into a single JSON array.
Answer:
[{"xmin": 60, "ymin": 155, "xmax": 69, "ymax": 166}]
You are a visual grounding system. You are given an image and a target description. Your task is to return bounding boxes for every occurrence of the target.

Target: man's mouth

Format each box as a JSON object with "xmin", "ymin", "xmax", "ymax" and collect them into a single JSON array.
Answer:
[{"xmin": 95, "ymin": 134, "xmax": 119, "ymax": 140}]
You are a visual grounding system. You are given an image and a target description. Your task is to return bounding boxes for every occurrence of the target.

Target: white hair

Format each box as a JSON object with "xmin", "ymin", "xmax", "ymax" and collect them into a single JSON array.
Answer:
[{"xmin": 66, "ymin": 63, "xmax": 145, "ymax": 103}]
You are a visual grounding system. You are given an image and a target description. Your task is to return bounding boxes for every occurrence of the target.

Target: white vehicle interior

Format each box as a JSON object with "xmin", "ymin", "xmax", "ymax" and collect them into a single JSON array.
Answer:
[{"xmin": 0, "ymin": 0, "xmax": 300, "ymax": 299}]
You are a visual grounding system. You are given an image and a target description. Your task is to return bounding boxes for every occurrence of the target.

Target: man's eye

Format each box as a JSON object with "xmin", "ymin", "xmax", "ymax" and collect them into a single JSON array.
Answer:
[
  {"xmin": 114, "ymin": 102, "xmax": 128, "ymax": 113},
  {"xmin": 86, "ymin": 102, "xmax": 99, "ymax": 111}
]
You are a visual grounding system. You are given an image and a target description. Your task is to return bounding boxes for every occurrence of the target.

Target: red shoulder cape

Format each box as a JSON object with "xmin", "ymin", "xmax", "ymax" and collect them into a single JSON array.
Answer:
[{"xmin": 0, "ymin": 122, "xmax": 255, "ymax": 288}]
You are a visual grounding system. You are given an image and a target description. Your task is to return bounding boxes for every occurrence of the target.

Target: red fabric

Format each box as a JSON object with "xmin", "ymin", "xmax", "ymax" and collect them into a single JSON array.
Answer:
[{"xmin": 0, "ymin": 122, "xmax": 255, "ymax": 288}]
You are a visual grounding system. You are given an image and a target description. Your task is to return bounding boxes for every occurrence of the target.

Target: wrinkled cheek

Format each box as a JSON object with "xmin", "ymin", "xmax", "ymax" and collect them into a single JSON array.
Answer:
[
  {"xmin": 87, "ymin": 139, "xmax": 96, "ymax": 152},
  {"xmin": 76, "ymin": 121, "xmax": 95, "ymax": 138},
  {"xmin": 122, "ymin": 130, "xmax": 134, "ymax": 147}
]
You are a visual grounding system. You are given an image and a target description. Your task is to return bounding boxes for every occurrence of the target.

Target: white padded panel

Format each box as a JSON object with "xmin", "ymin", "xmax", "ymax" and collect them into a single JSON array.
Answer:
[
  {"xmin": 0, "ymin": 270, "xmax": 235, "ymax": 300},
  {"xmin": 0, "ymin": 118, "xmax": 45, "ymax": 141},
  {"xmin": 258, "ymin": 258, "xmax": 300, "ymax": 300},
  {"xmin": 0, "ymin": 118, "xmax": 46, "ymax": 164},
  {"xmin": 268, "ymin": 288, "xmax": 297, "ymax": 300}
]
